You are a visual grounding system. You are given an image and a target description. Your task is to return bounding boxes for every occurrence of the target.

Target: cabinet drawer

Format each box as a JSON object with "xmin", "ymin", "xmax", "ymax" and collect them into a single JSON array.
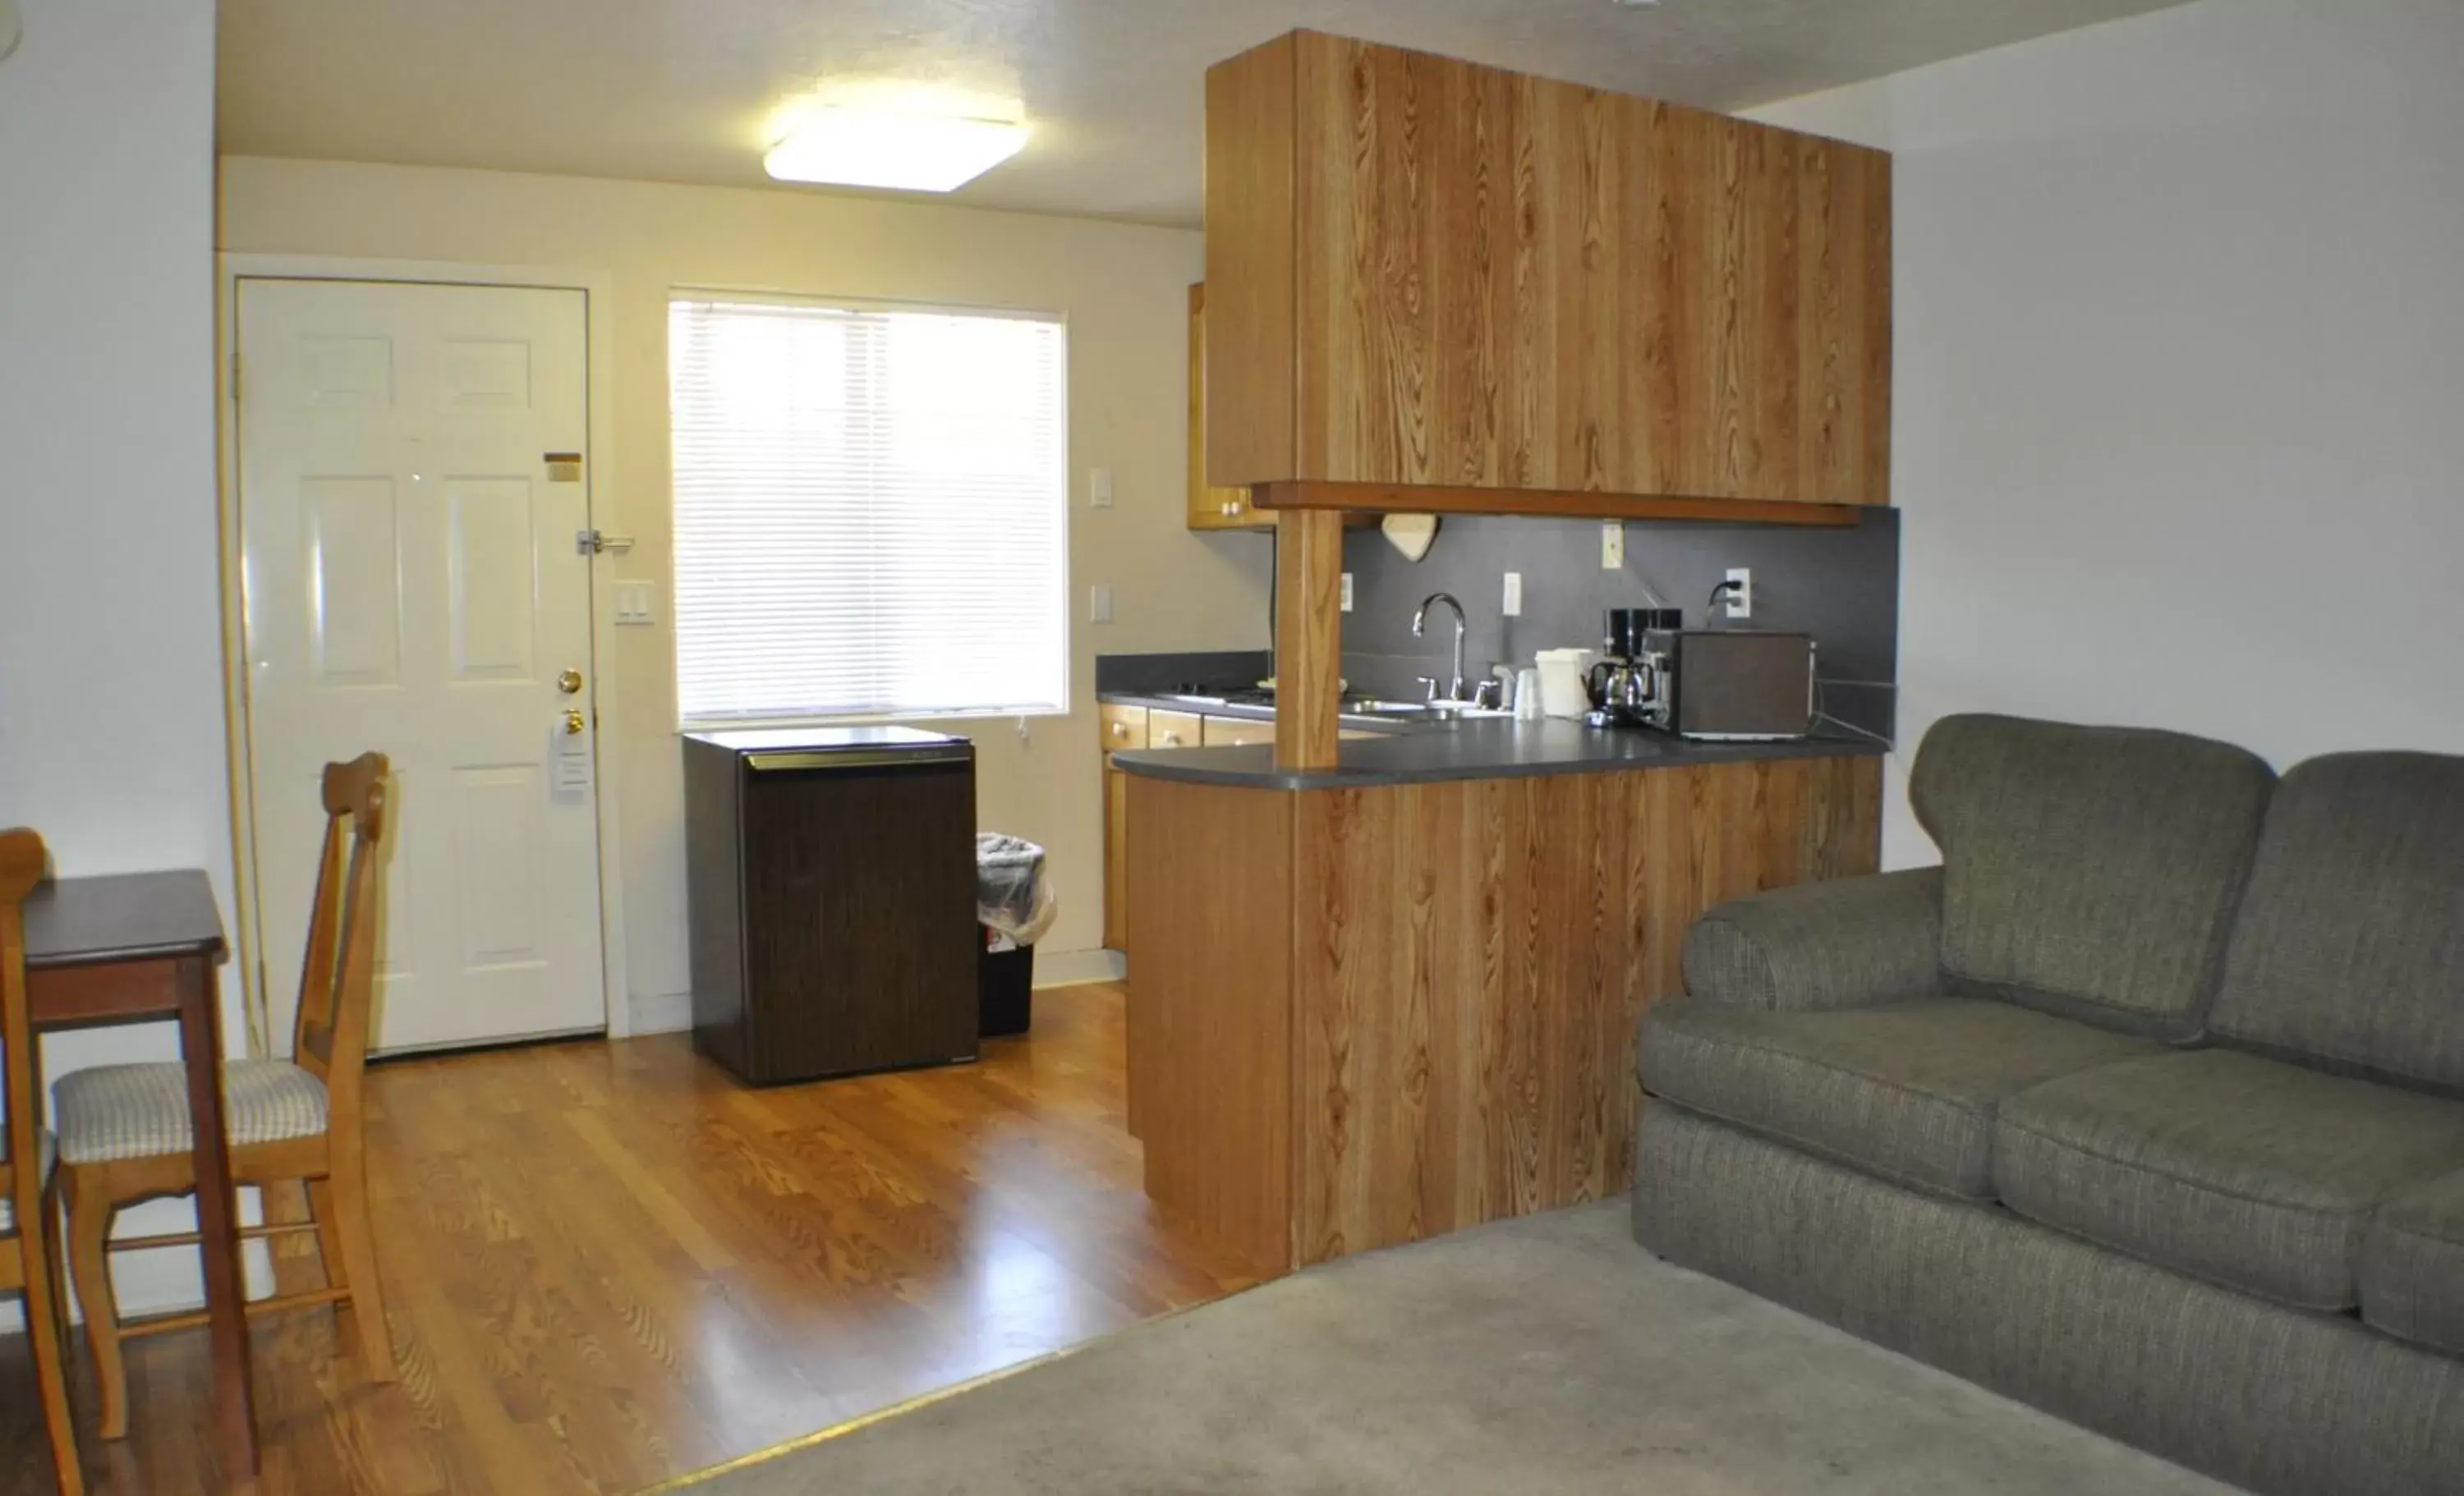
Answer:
[
  {"xmin": 1100, "ymin": 704, "xmax": 1149, "ymax": 753},
  {"xmin": 1202, "ymin": 715, "xmax": 1276, "ymax": 747},
  {"xmin": 1147, "ymin": 709, "xmax": 1206, "ymax": 750}
]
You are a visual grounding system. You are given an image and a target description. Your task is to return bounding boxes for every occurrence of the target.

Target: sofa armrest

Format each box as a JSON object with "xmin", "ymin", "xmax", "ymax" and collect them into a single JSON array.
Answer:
[{"xmin": 1681, "ymin": 866, "xmax": 1945, "ymax": 1012}]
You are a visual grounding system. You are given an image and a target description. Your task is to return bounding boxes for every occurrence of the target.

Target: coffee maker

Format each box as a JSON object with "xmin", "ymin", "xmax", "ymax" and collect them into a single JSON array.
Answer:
[{"xmin": 1586, "ymin": 607, "xmax": 1680, "ymax": 727}]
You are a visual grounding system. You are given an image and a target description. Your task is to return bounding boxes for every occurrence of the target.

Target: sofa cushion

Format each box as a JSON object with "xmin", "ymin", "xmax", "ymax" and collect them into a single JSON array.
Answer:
[
  {"xmin": 1910, "ymin": 714, "xmax": 2273, "ymax": 1040},
  {"xmin": 1996, "ymin": 1049, "xmax": 2464, "ymax": 1310},
  {"xmin": 2209, "ymin": 751, "xmax": 2464, "ymax": 1095},
  {"xmin": 2362, "ymin": 1168, "xmax": 2464, "ymax": 1356},
  {"xmin": 1683, "ymin": 866, "xmax": 1946, "ymax": 1012},
  {"xmin": 1639, "ymin": 998, "xmax": 2159, "ymax": 1199}
]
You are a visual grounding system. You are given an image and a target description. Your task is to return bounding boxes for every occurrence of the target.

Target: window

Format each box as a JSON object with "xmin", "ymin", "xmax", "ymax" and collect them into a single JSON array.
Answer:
[{"xmin": 668, "ymin": 294, "xmax": 1068, "ymax": 726}]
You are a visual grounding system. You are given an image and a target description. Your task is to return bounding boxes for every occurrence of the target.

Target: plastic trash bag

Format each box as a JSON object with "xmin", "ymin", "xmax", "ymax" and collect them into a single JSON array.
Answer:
[{"xmin": 977, "ymin": 834, "xmax": 1057, "ymax": 945}]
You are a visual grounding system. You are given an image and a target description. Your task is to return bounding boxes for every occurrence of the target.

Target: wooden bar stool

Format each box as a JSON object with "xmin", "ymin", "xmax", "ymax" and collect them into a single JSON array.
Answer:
[
  {"xmin": 54, "ymin": 754, "xmax": 397, "ymax": 1439},
  {"xmin": 2, "ymin": 828, "xmax": 85, "ymax": 1496}
]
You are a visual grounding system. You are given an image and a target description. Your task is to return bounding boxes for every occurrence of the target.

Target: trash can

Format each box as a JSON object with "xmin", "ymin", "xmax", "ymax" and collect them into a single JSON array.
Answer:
[{"xmin": 976, "ymin": 834, "xmax": 1056, "ymax": 1038}]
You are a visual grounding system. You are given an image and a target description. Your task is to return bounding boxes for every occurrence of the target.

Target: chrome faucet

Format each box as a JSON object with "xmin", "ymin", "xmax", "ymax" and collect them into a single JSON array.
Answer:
[{"xmin": 1412, "ymin": 592, "xmax": 1469, "ymax": 702}]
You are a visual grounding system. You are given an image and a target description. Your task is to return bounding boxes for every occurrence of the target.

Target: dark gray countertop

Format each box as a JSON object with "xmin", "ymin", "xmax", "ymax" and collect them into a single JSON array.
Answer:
[
  {"xmin": 1100, "ymin": 690, "xmax": 1404, "ymax": 733},
  {"xmin": 1101, "ymin": 691, "xmax": 1886, "ymax": 790}
]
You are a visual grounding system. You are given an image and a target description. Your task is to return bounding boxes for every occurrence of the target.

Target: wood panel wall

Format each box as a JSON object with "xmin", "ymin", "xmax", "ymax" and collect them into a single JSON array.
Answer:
[
  {"xmin": 1125, "ymin": 754, "xmax": 1882, "ymax": 1274},
  {"xmin": 1124, "ymin": 775, "xmax": 1296, "ymax": 1273},
  {"xmin": 1208, "ymin": 30, "xmax": 1892, "ymax": 509},
  {"xmin": 1289, "ymin": 756, "xmax": 1879, "ymax": 1263}
]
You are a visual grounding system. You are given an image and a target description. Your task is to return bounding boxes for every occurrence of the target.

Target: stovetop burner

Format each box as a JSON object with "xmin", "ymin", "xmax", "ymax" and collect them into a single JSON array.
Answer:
[{"xmin": 1164, "ymin": 681, "xmax": 1275, "ymax": 707}]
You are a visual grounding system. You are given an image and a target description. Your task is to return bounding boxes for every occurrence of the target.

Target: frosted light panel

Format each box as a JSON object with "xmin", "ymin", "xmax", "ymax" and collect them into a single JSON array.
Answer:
[{"xmin": 765, "ymin": 109, "xmax": 1028, "ymax": 192}]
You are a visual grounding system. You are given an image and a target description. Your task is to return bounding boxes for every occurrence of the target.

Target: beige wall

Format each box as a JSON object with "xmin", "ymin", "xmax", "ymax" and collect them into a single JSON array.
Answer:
[
  {"xmin": 3, "ymin": 0, "xmax": 228, "ymax": 1322},
  {"xmin": 219, "ymin": 156, "xmax": 1272, "ymax": 1021},
  {"xmin": 1748, "ymin": 0, "xmax": 2464, "ymax": 868}
]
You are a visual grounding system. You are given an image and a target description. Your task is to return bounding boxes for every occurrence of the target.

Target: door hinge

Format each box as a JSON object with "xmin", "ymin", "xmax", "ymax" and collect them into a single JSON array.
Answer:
[{"xmin": 576, "ymin": 529, "xmax": 635, "ymax": 556}]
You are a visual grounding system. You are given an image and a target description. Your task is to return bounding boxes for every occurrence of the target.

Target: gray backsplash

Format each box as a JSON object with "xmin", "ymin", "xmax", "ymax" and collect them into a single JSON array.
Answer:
[{"xmin": 1340, "ymin": 510, "xmax": 1900, "ymax": 740}]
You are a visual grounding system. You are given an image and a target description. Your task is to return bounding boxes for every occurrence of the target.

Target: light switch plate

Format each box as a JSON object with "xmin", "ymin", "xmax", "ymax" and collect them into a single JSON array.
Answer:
[
  {"xmin": 1340, "ymin": 572, "xmax": 1354, "ymax": 613},
  {"xmin": 1502, "ymin": 571, "xmax": 1523, "ymax": 617},
  {"xmin": 1089, "ymin": 467, "xmax": 1115, "ymax": 509},
  {"xmin": 613, "ymin": 580, "xmax": 656, "ymax": 625},
  {"xmin": 1601, "ymin": 522, "xmax": 1625, "ymax": 570},
  {"xmin": 1090, "ymin": 582, "xmax": 1115, "ymax": 624}
]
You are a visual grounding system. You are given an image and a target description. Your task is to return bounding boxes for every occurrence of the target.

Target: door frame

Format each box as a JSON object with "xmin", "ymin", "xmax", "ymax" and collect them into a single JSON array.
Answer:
[{"xmin": 215, "ymin": 253, "xmax": 637, "ymax": 1053}]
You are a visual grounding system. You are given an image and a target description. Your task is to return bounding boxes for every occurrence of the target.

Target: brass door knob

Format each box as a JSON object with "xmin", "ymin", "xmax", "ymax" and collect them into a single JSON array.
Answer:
[
  {"xmin": 563, "ymin": 709, "xmax": 586, "ymax": 735},
  {"xmin": 558, "ymin": 668, "xmax": 584, "ymax": 695}
]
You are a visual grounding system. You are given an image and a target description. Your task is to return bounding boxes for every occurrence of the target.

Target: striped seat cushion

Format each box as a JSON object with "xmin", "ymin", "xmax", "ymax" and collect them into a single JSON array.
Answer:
[
  {"xmin": 0, "ymin": 1129, "xmax": 56, "ymax": 1232},
  {"xmin": 53, "ymin": 1059, "xmax": 329, "ymax": 1166}
]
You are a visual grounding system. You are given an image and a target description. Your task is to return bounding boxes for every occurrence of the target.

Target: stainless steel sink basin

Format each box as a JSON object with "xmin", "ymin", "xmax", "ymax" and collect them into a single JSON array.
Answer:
[{"xmin": 1352, "ymin": 700, "xmax": 1514, "ymax": 720}]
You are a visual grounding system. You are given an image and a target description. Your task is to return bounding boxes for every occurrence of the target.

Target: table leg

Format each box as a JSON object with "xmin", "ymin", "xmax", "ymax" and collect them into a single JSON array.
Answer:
[{"xmin": 175, "ymin": 954, "xmax": 260, "ymax": 1478}]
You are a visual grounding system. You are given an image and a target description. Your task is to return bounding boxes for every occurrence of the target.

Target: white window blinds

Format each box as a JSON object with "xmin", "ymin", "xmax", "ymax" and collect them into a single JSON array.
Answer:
[{"xmin": 668, "ymin": 295, "xmax": 1069, "ymax": 726}]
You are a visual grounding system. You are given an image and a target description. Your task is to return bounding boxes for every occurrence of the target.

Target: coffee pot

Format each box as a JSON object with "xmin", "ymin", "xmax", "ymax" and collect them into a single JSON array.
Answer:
[
  {"xmin": 1586, "ymin": 656, "xmax": 1658, "ymax": 724},
  {"xmin": 1585, "ymin": 606, "xmax": 1681, "ymax": 727}
]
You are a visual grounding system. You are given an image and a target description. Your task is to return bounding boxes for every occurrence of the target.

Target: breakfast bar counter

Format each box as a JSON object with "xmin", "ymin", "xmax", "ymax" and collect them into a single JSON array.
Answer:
[
  {"xmin": 1120, "ymin": 737, "xmax": 1883, "ymax": 1278},
  {"xmin": 1111, "ymin": 714, "xmax": 1885, "ymax": 790}
]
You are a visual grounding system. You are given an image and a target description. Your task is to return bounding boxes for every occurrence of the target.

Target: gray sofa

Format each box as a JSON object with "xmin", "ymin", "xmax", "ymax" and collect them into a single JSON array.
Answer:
[{"xmin": 1632, "ymin": 714, "xmax": 2464, "ymax": 1496}]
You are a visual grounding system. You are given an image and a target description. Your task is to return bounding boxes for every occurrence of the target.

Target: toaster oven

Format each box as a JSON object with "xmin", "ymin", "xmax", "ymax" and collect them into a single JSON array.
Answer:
[{"xmin": 1643, "ymin": 629, "xmax": 1817, "ymax": 740}]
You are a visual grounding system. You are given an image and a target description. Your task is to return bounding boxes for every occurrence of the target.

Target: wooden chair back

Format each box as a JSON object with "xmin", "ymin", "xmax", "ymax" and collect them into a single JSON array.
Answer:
[
  {"xmin": 1, "ymin": 827, "xmax": 48, "ymax": 1244},
  {"xmin": 288, "ymin": 754, "xmax": 390, "ymax": 1122}
]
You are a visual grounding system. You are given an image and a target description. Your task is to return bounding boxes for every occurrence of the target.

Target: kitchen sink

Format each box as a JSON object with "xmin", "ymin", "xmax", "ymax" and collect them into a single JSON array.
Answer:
[{"xmin": 1352, "ymin": 700, "xmax": 1515, "ymax": 720}]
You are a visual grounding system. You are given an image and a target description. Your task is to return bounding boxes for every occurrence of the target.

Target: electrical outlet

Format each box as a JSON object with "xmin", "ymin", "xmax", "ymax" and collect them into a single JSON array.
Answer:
[
  {"xmin": 1601, "ymin": 522, "xmax": 1625, "ymax": 570},
  {"xmin": 1502, "ymin": 571, "xmax": 1523, "ymax": 617},
  {"xmin": 1090, "ymin": 582, "xmax": 1114, "ymax": 624},
  {"xmin": 1340, "ymin": 571, "xmax": 1354, "ymax": 613},
  {"xmin": 1088, "ymin": 468, "xmax": 1115, "ymax": 509},
  {"xmin": 1725, "ymin": 567, "xmax": 1753, "ymax": 620}
]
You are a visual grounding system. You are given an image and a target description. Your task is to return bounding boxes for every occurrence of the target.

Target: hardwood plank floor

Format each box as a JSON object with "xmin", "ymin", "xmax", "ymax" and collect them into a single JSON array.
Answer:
[{"xmin": 0, "ymin": 983, "xmax": 1259, "ymax": 1495}]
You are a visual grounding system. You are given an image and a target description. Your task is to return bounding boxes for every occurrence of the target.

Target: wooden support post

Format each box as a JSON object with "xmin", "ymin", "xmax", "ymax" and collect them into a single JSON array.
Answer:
[{"xmin": 1273, "ymin": 507, "xmax": 1344, "ymax": 770}]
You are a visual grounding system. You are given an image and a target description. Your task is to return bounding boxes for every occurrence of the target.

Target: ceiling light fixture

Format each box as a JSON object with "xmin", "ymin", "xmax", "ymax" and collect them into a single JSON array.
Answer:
[{"xmin": 765, "ymin": 107, "xmax": 1029, "ymax": 193}]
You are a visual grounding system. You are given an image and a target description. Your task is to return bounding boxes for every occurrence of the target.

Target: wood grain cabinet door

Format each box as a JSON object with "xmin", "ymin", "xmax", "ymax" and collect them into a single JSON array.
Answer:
[
  {"xmin": 1205, "ymin": 30, "xmax": 1891, "ymax": 510},
  {"xmin": 1103, "ymin": 763, "xmax": 1130, "ymax": 952},
  {"xmin": 1186, "ymin": 285, "xmax": 1266, "ymax": 530}
]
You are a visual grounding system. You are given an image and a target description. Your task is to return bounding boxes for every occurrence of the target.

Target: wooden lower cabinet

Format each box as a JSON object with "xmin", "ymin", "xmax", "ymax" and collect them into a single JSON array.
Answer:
[
  {"xmin": 1102, "ymin": 764, "xmax": 1130, "ymax": 952},
  {"xmin": 1125, "ymin": 754, "xmax": 1882, "ymax": 1274}
]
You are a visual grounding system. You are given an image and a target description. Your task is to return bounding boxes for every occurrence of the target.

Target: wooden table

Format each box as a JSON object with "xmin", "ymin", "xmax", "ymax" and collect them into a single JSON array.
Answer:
[{"xmin": 21, "ymin": 870, "xmax": 257, "ymax": 1479}]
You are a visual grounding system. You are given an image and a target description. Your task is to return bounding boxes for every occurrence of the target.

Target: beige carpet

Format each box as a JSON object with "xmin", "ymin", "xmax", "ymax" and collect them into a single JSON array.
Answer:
[{"xmin": 665, "ymin": 1202, "xmax": 2241, "ymax": 1495}]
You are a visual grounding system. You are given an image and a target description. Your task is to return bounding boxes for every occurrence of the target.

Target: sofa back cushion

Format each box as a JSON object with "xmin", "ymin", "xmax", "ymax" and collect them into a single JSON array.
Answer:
[
  {"xmin": 1910, "ymin": 714, "xmax": 2274, "ymax": 1039},
  {"xmin": 2210, "ymin": 752, "xmax": 2464, "ymax": 1094}
]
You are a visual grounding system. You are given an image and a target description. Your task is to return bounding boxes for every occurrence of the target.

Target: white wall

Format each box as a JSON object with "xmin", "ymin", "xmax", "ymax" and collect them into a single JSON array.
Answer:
[
  {"xmin": 1749, "ymin": 0, "xmax": 2464, "ymax": 865},
  {"xmin": 0, "ymin": 0, "xmax": 234, "ymax": 1318},
  {"xmin": 218, "ymin": 158, "xmax": 1274, "ymax": 1027}
]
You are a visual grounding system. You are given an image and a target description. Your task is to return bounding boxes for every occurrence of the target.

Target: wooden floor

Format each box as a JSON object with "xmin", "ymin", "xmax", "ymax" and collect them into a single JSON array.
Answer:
[{"xmin": 0, "ymin": 983, "xmax": 1260, "ymax": 1495}]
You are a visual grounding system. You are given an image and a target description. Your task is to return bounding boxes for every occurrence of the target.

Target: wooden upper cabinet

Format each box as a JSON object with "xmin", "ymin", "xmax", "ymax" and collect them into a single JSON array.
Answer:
[
  {"xmin": 1186, "ymin": 284, "xmax": 1266, "ymax": 530},
  {"xmin": 1204, "ymin": 30, "xmax": 1892, "ymax": 512}
]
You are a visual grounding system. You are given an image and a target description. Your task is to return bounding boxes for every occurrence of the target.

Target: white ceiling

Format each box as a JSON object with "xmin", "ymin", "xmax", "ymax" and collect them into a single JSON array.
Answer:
[{"xmin": 218, "ymin": 0, "xmax": 2189, "ymax": 228}]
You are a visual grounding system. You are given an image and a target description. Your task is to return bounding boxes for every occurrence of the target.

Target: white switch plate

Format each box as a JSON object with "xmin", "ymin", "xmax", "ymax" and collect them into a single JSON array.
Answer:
[
  {"xmin": 1089, "ymin": 467, "xmax": 1115, "ymax": 509},
  {"xmin": 1502, "ymin": 571, "xmax": 1524, "ymax": 617},
  {"xmin": 1725, "ymin": 567, "xmax": 1753, "ymax": 620},
  {"xmin": 1601, "ymin": 522, "xmax": 1625, "ymax": 570},
  {"xmin": 1090, "ymin": 582, "xmax": 1115, "ymax": 624},
  {"xmin": 613, "ymin": 580, "xmax": 656, "ymax": 625},
  {"xmin": 1340, "ymin": 571, "xmax": 1354, "ymax": 613}
]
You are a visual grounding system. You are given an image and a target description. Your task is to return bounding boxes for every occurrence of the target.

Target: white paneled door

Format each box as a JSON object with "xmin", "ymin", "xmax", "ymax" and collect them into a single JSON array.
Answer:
[{"xmin": 237, "ymin": 278, "xmax": 606, "ymax": 1054}]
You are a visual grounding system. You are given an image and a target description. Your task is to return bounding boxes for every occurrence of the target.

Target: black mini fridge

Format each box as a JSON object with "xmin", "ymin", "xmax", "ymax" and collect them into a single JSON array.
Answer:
[{"xmin": 683, "ymin": 726, "xmax": 977, "ymax": 1085}]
